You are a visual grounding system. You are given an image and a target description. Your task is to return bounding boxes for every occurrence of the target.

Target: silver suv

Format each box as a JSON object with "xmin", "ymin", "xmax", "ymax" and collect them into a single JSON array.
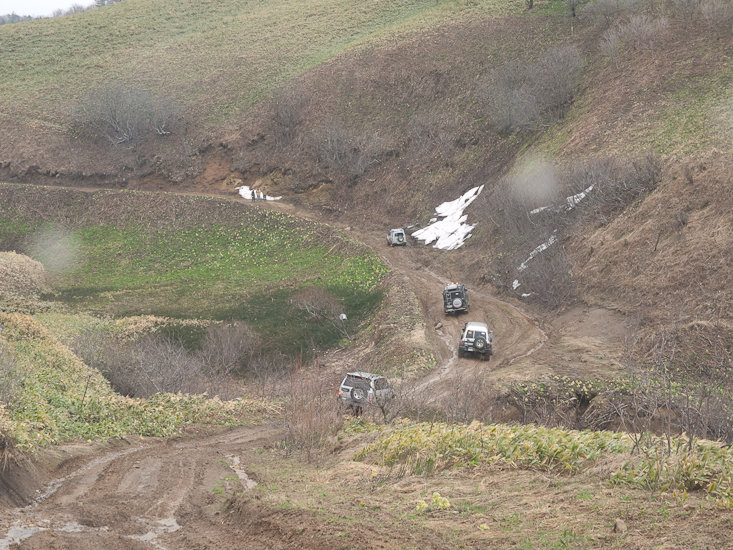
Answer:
[
  {"xmin": 458, "ymin": 321, "xmax": 493, "ymax": 361},
  {"xmin": 338, "ymin": 372, "xmax": 394, "ymax": 409},
  {"xmin": 443, "ymin": 283, "xmax": 469, "ymax": 314},
  {"xmin": 387, "ymin": 228, "xmax": 407, "ymax": 246}
]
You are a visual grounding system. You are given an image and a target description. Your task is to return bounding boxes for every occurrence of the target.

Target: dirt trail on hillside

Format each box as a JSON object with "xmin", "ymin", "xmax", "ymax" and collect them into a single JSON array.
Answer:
[
  {"xmin": 357, "ymin": 231, "xmax": 546, "ymax": 394},
  {"xmin": 0, "ymin": 187, "xmax": 623, "ymax": 549},
  {"xmin": 0, "ymin": 424, "xmax": 294, "ymax": 549}
]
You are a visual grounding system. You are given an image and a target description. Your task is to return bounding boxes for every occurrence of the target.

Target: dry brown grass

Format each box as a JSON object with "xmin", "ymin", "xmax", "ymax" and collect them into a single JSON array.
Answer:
[{"xmin": 0, "ymin": 251, "xmax": 48, "ymax": 300}]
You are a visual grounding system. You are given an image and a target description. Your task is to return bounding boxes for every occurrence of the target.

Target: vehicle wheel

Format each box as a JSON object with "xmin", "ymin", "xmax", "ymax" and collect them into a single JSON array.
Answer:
[
  {"xmin": 475, "ymin": 338, "xmax": 486, "ymax": 351},
  {"xmin": 452, "ymin": 298, "xmax": 463, "ymax": 309},
  {"xmin": 351, "ymin": 387, "xmax": 367, "ymax": 403},
  {"xmin": 480, "ymin": 353, "xmax": 488, "ymax": 361},
  {"xmin": 457, "ymin": 349, "xmax": 463, "ymax": 358}
]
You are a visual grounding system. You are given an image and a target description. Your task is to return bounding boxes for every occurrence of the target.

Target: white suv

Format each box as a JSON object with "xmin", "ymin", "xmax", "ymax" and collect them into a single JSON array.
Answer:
[
  {"xmin": 338, "ymin": 372, "xmax": 394, "ymax": 409},
  {"xmin": 458, "ymin": 321, "xmax": 493, "ymax": 361}
]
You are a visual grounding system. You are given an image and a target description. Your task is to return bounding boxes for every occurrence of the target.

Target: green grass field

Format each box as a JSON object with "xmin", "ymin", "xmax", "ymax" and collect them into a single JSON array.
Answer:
[{"xmin": 0, "ymin": 185, "xmax": 387, "ymax": 355}]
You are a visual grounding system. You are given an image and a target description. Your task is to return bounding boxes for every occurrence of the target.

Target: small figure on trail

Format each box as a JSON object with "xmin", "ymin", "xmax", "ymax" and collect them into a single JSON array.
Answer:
[{"xmin": 251, "ymin": 189, "xmax": 255, "ymax": 200}]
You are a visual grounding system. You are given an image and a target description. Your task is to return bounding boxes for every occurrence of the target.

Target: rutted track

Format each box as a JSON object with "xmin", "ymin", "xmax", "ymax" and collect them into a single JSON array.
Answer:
[
  {"xmin": 0, "ymin": 188, "xmax": 547, "ymax": 548},
  {"xmin": 0, "ymin": 425, "xmax": 284, "ymax": 549},
  {"xmin": 360, "ymin": 229, "xmax": 546, "ymax": 392}
]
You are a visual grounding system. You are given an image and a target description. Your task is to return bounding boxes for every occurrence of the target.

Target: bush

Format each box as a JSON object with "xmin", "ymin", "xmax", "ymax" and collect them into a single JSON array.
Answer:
[
  {"xmin": 583, "ymin": 0, "xmax": 645, "ymax": 25},
  {"xmin": 600, "ymin": 14, "xmax": 669, "ymax": 60},
  {"xmin": 483, "ymin": 154, "xmax": 659, "ymax": 305},
  {"xmin": 312, "ymin": 119, "xmax": 383, "ymax": 178},
  {"xmin": 0, "ymin": 252, "xmax": 48, "ymax": 300},
  {"xmin": 481, "ymin": 45, "xmax": 584, "ymax": 132},
  {"xmin": 270, "ymin": 86, "xmax": 307, "ymax": 148},
  {"xmin": 700, "ymin": 0, "xmax": 733, "ymax": 34},
  {"xmin": 73, "ymin": 84, "xmax": 179, "ymax": 145},
  {"xmin": 283, "ymin": 363, "xmax": 343, "ymax": 461},
  {"xmin": 73, "ymin": 322, "xmax": 259, "ymax": 398}
]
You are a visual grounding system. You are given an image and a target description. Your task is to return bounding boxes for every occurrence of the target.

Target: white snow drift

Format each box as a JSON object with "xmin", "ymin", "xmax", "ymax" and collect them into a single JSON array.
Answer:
[{"xmin": 412, "ymin": 186, "xmax": 484, "ymax": 250}]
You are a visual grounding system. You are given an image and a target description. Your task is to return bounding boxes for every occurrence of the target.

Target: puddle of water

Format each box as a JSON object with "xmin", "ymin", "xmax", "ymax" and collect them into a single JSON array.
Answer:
[
  {"xmin": 225, "ymin": 455, "xmax": 258, "ymax": 490},
  {"xmin": 0, "ymin": 520, "xmax": 109, "ymax": 550},
  {"xmin": 0, "ymin": 524, "xmax": 46, "ymax": 550},
  {"xmin": 129, "ymin": 517, "xmax": 181, "ymax": 549}
]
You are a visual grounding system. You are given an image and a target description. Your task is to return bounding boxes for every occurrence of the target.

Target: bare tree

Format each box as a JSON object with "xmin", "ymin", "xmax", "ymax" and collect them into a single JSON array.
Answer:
[{"xmin": 73, "ymin": 84, "xmax": 180, "ymax": 145}]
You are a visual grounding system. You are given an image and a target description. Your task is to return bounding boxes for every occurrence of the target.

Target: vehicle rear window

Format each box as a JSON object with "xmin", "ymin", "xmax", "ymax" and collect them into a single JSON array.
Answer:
[{"xmin": 344, "ymin": 375, "xmax": 364, "ymax": 386}]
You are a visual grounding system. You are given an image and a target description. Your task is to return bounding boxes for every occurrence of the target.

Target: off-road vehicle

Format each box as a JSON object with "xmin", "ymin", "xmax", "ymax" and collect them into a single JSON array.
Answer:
[
  {"xmin": 338, "ymin": 372, "xmax": 394, "ymax": 410},
  {"xmin": 443, "ymin": 283, "xmax": 469, "ymax": 315},
  {"xmin": 458, "ymin": 321, "xmax": 493, "ymax": 360},
  {"xmin": 387, "ymin": 228, "xmax": 407, "ymax": 246}
]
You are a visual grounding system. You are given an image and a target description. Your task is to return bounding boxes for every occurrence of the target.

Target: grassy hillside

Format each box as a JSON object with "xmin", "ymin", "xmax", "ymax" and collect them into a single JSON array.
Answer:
[
  {"xmin": 0, "ymin": 0, "xmax": 523, "ymax": 119},
  {"xmin": 0, "ymin": 312, "xmax": 278, "ymax": 454},
  {"xmin": 0, "ymin": 184, "xmax": 387, "ymax": 356}
]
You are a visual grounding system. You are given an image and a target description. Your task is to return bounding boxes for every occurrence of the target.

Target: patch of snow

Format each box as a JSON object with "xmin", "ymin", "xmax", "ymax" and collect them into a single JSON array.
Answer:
[
  {"xmin": 412, "ymin": 185, "xmax": 484, "ymax": 250},
  {"xmin": 521, "ymin": 293, "xmax": 533, "ymax": 298},
  {"xmin": 529, "ymin": 184, "xmax": 594, "ymax": 215},
  {"xmin": 512, "ymin": 279, "xmax": 520, "ymax": 290},
  {"xmin": 236, "ymin": 185, "xmax": 281, "ymax": 201},
  {"xmin": 567, "ymin": 185, "xmax": 593, "ymax": 208},
  {"xmin": 518, "ymin": 231, "xmax": 557, "ymax": 272}
]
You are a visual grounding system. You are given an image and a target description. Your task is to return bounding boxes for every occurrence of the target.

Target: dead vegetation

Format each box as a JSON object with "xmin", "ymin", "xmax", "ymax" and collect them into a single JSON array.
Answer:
[
  {"xmin": 72, "ymin": 321, "xmax": 259, "ymax": 399},
  {"xmin": 0, "ymin": 252, "xmax": 48, "ymax": 301}
]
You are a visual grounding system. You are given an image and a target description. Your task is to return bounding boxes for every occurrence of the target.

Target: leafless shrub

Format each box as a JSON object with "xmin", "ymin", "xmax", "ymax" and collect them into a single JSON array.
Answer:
[
  {"xmin": 290, "ymin": 286, "xmax": 350, "ymax": 340},
  {"xmin": 583, "ymin": 0, "xmax": 645, "ymax": 25},
  {"xmin": 599, "ymin": 14, "xmax": 669, "ymax": 58},
  {"xmin": 519, "ymin": 248, "xmax": 576, "ymax": 309},
  {"xmin": 563, "ymin": 154, "xmax": 660, "ymax": 224},
  {"xmin": 599, "ymin": 28, "xmax": 623, "ymax": 61},
  {"xmin": 73, "ymin": 84, "xmax": 179, "ymax": 145},
  {"xmin": 405, "ymin": 111, "xmax": 456, "ymax": 161},
  {"xmin": 73, "ymin": 323, "xmax": 260, "ymax": 398},
  {"xmin": 312, "ymin": 119, "xmax": 383, "ymax": 178},
  {"xmin": 283, "ymin": 363, "xmax": 343, "ymax": 462},
  {"xmin": 613, "ymin": 323, "xmax": 733, "ymax": 452},
  {"xmin": 483, "ymin": 154, "xmax": 658, "ymax": 303},
  {"xmin": 195, "ymin": 322, "xmax": 259, "ymax": 395},
  {"xmin": 481, "ymin": 45, "xmax": 584, "ymax": 132},
  {"xmin": 440, "ymin": 368, "xmax": 497, "ymax": 423},
  {"xmin": 700, "ymin": 0, "xmax": 733, "ymax": 34},
  {"xmin": 149, "ymin": 96, "xmax": 179, "ymax": 136},
  {"xmin": 369, "ymin": 380, "xmax": 440, "ymax": 424},
  {"xmin": 270, "ymin": 86, "xmax": 307, "ymax": 148}
]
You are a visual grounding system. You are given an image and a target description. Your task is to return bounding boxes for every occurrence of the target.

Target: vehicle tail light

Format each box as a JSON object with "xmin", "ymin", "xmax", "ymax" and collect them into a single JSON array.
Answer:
[
  {"xmin": 338, "ymin": 390, "xmax": 341, "ymax": 396},
  {"xmin": 369, "ymin": 397, "xmax": 373, "ymax": 402}
]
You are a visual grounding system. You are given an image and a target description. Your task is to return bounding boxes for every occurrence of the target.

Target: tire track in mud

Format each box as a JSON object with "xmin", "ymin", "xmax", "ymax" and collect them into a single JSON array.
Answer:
[
  {"xmin": 0, "ymin": 425, "xmax": 283, "ymax": 549},
  {"xmin": 0, "ymin": 187, "xmax": 547, "ymax": 548},
  {"xmin": 362, "ymin": 231, "xmax": 547, "ymax": 393}
]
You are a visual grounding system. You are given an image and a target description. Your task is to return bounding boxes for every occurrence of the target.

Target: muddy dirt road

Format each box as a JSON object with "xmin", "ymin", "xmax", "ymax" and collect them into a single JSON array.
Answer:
[
  {"xmin": 0, "ymin": 189, "xmax": 625, "ymax": 549},
  {"xmin": 360, "ymin": 230, "xmax": 547, "ymax": 392},
  {"xmin": 0, "ymin": 425, "xmax": 284, "ymax": 549}
]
